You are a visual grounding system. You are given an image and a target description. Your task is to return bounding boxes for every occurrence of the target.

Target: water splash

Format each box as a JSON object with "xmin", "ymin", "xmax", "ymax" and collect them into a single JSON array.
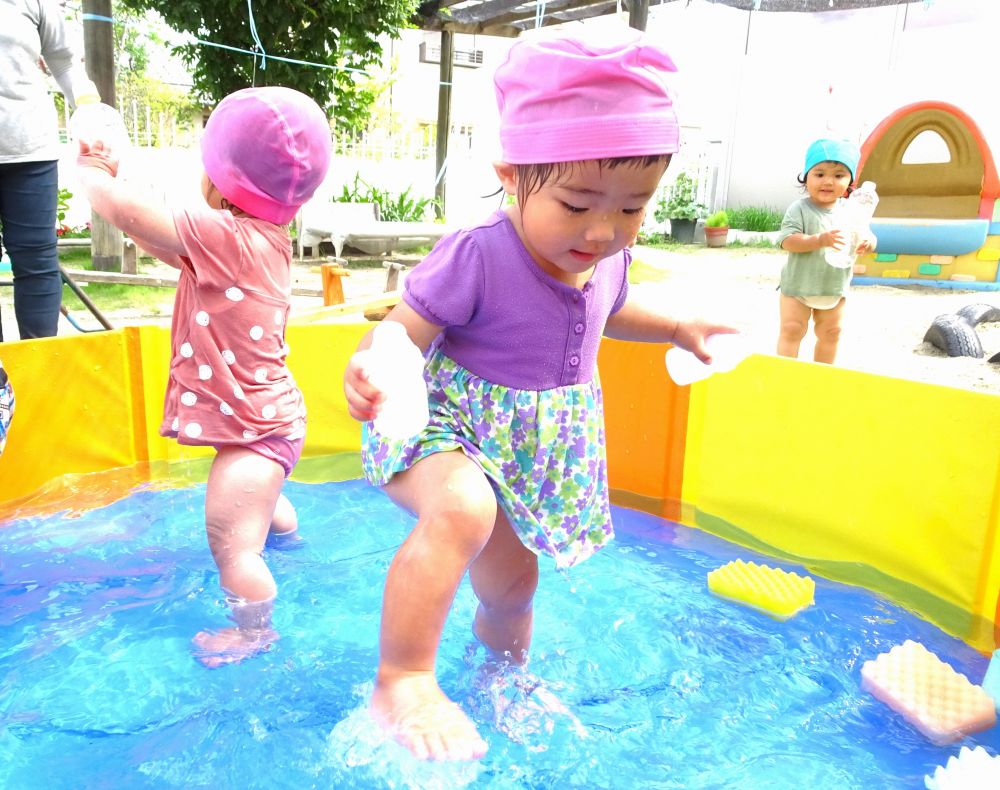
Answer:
[{"xmin": 325, "ymin": 684, "xmax": 484, "ymax": 788}]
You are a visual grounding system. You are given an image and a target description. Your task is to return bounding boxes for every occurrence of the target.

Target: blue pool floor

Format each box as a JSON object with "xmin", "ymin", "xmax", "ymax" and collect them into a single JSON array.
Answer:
[{"xmin": 1, "ymin": 478, "xmax": 997, "ymax": 789}]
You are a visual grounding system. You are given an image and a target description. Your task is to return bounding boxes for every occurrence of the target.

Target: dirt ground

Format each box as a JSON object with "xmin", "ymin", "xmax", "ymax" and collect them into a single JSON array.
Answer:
[
  {"xmin": 3, "ymin": 245, "xmax": 999, "ymax": 396},
  {"xmin": 632, "ymin": 245, "xmax": 1000, "ymax": 396}
]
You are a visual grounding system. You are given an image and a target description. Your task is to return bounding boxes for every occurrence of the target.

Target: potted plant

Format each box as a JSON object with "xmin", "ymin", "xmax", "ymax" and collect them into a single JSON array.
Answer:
[
  {"xmin": 704, "ymin": 209, "xmax": 730, "ymax": 248},
  {"xmin": 654, "ymin": 172, "xmax": 705, "ymax": 244}
]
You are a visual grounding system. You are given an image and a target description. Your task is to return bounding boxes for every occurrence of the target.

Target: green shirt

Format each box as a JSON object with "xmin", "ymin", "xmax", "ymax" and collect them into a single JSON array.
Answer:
[{"xmin": 777, "ymin": 197, "xmax": 852, "ymax": 298}]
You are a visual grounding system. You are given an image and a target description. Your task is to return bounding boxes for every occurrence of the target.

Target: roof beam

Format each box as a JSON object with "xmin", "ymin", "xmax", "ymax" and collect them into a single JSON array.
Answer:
[
  {"xmin": 709, "ymin": 0, "xmax": 913, "ymax": 11},
  {"xmin": 414, "ymin": 0, "xmax": 921, "ymax": 36},
  {"xmin": 414, "ymin": 0, "xmax": 624, "ymax": 37}
]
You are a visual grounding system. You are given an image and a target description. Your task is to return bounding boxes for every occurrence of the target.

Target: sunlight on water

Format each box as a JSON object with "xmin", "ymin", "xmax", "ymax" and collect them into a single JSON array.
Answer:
[{"xmin": 1, "ymin": 478, "xmax": 997, "ymax": 788}]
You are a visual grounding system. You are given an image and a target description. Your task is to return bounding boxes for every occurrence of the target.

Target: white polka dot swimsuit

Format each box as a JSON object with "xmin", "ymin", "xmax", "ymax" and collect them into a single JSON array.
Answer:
[{"xmin": 160, "ymin": 207, "xmax": 305, "ymax": 445}]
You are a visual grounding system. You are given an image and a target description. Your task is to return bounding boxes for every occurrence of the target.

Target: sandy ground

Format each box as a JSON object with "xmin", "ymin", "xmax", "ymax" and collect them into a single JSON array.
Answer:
[
  {"xmin": 3, "ymin": 245, "xmax": 999, "ymax": 396},
  {"xmin": 632, "ymin": 246, "xmax": 1000, "ymax": 396}
]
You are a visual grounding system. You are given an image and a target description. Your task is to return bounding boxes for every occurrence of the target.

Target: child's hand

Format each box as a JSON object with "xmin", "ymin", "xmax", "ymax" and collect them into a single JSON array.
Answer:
[
  {"xmin": 77, "ymin": 140, "xmax": 119, "ymax": 177},
  {"xmin": 343, "ymin": 349, "xmax": 385, "ymax": 422},
  {"xmin": 855, "ymin": 235, "xmax": 876, "ymax": 255},
  {"xmin": 818, "ymin": 229, "xmax": 847, "ymax": 250},
  {"xmin": 672, "ymin": 320, "xmax": 740, "ymax": 364}
]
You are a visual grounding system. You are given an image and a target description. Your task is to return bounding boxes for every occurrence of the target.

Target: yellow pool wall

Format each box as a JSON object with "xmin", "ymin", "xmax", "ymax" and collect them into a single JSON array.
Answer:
[{"xmin": 1, "ymin": 325, "xmax": 998, "ymax": 654}]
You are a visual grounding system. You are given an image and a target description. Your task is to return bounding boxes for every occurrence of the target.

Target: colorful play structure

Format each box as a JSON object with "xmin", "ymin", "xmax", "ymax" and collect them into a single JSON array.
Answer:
[
  {"xmin": 1, "ymin": 314, "xmax": 999, "ymax": 661},
  {"xmin": 854, "ymin": 100, "xmax": 1000, "ymax": 290}
]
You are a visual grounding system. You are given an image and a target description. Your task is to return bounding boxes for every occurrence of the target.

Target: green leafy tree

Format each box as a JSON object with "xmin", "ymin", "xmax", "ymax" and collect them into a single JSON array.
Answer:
[
  {"xmin": 51, "ymin": 7, "xmax": 198, "ymax": 143},
  {"xmin": 113, "ymin": 7, "xmax": 199, "ymax": 145},
  {"xmin": 120, "ymin": 0, "xmax": 420, "ymax": 130}
]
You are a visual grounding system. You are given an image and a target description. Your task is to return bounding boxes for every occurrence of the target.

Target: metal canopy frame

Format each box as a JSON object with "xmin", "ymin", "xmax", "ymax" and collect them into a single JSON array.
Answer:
[{"xmin": 413, "ymin": 0, "xmax": 914, "ymax": 37}]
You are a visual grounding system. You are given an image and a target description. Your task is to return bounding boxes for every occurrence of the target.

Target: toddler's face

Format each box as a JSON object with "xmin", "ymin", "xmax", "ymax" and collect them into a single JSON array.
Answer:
[
  {"xmin": 805, "ymin": 161, "xmax": 852, "ymax": 208},
  {"xmin": 506, "ymin": 159, "xmax": 667, "ymax": 285}
]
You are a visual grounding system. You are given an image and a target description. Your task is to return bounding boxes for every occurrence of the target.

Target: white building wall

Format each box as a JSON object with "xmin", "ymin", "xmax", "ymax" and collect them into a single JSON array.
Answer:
[
  {"xmin": 377, "ymin": 0, "xmax": 1000, "ymax": 219},
  {"xmin": 639, "ymin": 0, "xmax": 1000, "ymax": 213}
]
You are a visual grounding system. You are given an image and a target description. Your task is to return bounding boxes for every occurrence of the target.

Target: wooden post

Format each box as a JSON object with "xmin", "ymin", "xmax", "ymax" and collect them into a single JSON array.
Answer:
[
  {"xmin": 382, "ymin": 260, "xmax": 407, "ymax": 292},
  {"xmin": 122, "ymin": 238, "xmax": 137, "ymax": 274},
  {"xmin": 321, "ymin": 260, "xmax": 351, "ymax": 306},
  {"xmin": 434, "ymin": 31, "xmax": 454, "ymax": 221},
  {"xmin": 81, "ymin": 0, "xmax": 123, "ymax": 272},
  {"xmin": 629, "ymin": 0, "xmax": 649, "ymax": 31}
]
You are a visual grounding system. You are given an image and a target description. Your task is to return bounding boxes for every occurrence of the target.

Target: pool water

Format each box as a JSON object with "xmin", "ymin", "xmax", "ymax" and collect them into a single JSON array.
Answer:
[{"xmin": 1, "ymin": 478, "xmax": 997, "ymax": 789}]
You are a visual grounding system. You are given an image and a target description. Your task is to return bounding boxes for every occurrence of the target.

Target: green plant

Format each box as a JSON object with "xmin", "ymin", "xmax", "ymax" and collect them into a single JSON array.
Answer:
[
  {"xmin": 654, "ymin": 172, "xmax": 706, "ymax": 222},
  {"xmin": 378, "ymin": 185, "xmax": 439, "ymax": 222},
  {"xmin": 334, "ymin": 173, "xmax": 439, "ymax": 222},
  {"xmin": 726, "ymin": 205, "xmax": 783, "ymax": 232},
  {"xmin": 57, "ymin": 187, "xmax": 72, "ymax": 225},
  {"xmin": 705, "ymin": 210, "xmax": 729, "ymax": 228}
]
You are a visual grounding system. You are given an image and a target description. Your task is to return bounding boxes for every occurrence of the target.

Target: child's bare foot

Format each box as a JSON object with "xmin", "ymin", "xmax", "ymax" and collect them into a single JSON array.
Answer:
[
  {"xmin": 191, "ymin": 626, "xmax": 277, "ymax": 668},
  {"xmin": 472, "ymin": 662, "xmax": 588, "ymax": 748},
  {"xmin": 370, "ymin": 673, "xmax": 487, "ymax": 761}
]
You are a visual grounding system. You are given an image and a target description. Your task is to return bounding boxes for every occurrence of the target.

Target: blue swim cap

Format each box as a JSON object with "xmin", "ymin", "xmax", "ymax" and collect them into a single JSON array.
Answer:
[{"xmin": 804, "ymin": 138, "xmax": 860, "ymax": 181}]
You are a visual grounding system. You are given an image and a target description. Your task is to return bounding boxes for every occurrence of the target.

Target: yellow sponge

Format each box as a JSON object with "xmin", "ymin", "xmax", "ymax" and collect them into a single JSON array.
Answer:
[
  {"xmin": 861, "ymin": 640, "xmax": 997, "ymax": 745},
  {"xmin": 706, "ymin": 559, "xmax": 815, "ymax": 621}
]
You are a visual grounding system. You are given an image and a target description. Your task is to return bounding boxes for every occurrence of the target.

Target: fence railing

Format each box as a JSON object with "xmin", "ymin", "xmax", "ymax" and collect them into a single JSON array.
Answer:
[{"xmin": 59, "ymin": 100, "xmax": 198, "ymax": 148}]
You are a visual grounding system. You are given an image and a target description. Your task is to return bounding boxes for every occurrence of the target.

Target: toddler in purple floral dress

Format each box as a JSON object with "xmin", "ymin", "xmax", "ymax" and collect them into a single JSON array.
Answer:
[{"xmin": 342, "ymin": 28, "xmax": 736, "ymax": 762}]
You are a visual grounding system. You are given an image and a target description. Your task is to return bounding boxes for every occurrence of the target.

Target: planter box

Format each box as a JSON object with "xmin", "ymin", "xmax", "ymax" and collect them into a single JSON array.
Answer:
[
  {"xmin": 668, "ymin": 218, "xmax": 697, "ymax": 244},
  {"xmin": 705, "ymin": 226, "xmax": 729, "ymax": 247}
]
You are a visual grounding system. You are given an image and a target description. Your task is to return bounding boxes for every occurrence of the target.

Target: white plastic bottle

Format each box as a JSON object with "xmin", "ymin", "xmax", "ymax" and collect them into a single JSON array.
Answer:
[
  {"xmin": 665, "ymin": 333, "xmax": 750, "ymax": 386},
  {"xmin": 826, "ymin": 181, "xmax": 879, "ymax": 269},
  {"xmin": 69, "ymin": 94, "xmax": 131, "ymax": 154},
  {"xmin": 365, "ymin": 321, "xmax": 429, "ymax": 440}
]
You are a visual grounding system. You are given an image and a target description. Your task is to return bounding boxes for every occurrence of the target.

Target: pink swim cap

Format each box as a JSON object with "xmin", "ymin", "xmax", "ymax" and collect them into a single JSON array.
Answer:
[
  {"xmin": 494, "ymin": 29, "xmax": 680, "ymax": 164},
  {"xmin": 201, "ymin": 87, "xmax": 331, "ymax": 224}
]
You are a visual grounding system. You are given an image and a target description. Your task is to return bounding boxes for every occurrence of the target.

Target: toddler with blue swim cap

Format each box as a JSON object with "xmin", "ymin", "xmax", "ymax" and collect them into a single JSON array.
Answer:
[{"xmin": 776, "ymin": 136, "xmax": 876, "ymax": 364}]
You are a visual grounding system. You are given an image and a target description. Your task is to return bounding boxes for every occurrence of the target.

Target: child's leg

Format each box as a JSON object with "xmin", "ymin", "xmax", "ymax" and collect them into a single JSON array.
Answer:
[
  {"xmin": 373, "ymin": 450, "xmax": 496, "ymax": 761},
  {"xmin": 269, "ymin": 493, "xmax": 298, "ymax": 536},
  {"xmin": 468, "ymin": 515, "xmax": 586, "ymax": 746},
  {"xmin": 469, "ymin": 510, "xmax": 538, "ymax": 664},
  {"xmin": 812, "ymin": 297, "xmax": 846, "ymax": 364},
  {"xmin": 777, "ymin": 294, "xmax": 811, "ymax": 358},
  {"xmin": 192, "ymin": 445, "xmax": 287, "ymax": 666}
]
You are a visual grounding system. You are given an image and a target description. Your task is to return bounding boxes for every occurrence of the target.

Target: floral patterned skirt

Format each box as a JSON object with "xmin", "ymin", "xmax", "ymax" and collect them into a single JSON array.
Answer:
[{"xmin": 361, "ymin": 349, "xmax": 613, "ymax": 568}]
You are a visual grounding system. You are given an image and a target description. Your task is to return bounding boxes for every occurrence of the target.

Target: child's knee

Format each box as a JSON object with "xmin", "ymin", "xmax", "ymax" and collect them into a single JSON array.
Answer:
[
  {"xmin": 428, "ymin": 474, "xmax": 498, "ymax": 542},
  {"xmin": 780, "ymin": 319, "xmax": 808, "ymax": 341},
  {"xmin": 815, "ymin": 322, "xmax": 842, "ymax": 341},
  {"xmin": 205, "ymin": 518, "xmax": 264, "ymax": 566},
  {"xmin": 425, "ymin": 503, "xmax": 497, "ymax": 556}
]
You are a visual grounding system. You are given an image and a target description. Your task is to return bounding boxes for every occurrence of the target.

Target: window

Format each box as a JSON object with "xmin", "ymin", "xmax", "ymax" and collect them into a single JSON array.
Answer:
[{"xmin": 419, "ymin": 41, "xmax": 484, "ymax": 68}]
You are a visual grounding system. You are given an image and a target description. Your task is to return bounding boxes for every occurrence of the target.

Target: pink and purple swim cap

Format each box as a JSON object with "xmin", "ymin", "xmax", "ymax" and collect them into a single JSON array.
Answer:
[
  {"xmin": 201, "ymin": 87, "xmax": 332, "ymax": 224},
  {"xmin": 494, "ymin": 28, "xmax": 680, "ymax": 164}
]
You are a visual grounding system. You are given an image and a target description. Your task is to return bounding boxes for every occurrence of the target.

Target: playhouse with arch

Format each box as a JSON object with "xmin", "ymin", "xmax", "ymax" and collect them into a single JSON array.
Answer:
[{"xmin": 853, "ymin": 100, "xmax": 1000, "ymax": 290}]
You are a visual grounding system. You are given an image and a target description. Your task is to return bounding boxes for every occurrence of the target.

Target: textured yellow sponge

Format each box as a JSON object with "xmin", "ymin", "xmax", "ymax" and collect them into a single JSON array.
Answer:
[
  {"xmin": 706, "ymin": 559, "xmax": 815, "ymax": 620},
  {"xmin": 861, "ymin": 640, "xmax": 997, "ymax": 745}
]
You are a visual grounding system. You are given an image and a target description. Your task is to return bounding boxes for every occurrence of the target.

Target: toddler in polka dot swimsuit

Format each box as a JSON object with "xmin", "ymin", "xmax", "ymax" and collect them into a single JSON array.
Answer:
[{"xmin": 77, "ymin": 87, "xmax": 331, "ymax": 667}]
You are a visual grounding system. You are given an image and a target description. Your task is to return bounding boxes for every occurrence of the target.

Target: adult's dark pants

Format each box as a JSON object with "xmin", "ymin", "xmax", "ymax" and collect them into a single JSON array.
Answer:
[{"xmin": 0, "ymin": 159, "xmax": 61, "ymax": 339}]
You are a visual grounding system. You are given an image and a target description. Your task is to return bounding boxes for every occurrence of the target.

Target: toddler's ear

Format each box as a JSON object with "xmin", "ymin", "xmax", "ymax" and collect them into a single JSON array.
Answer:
[{"xmin": 492, "ymin": 161, "xmax": 517, "ymax": 194}]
